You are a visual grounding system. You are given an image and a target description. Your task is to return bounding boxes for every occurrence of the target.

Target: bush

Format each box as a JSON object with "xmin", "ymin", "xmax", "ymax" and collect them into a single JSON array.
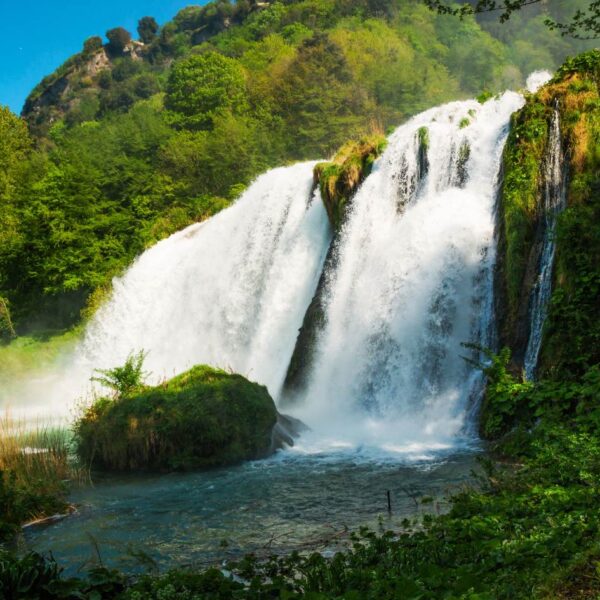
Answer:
[
  {"xmin": 0, "ymin": 551, "xmax": 125, "ymax": 599},
  {"xmin": 76, "ymin": 365, "xmax": 278, "ymax": 471}
]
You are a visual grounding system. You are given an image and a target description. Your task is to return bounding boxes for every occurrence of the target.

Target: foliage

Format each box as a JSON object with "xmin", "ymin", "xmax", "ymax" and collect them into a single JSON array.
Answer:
[
  {"xmin": 123, "ymin": 569, "xmax": 243, "ymax": 599},
  {"xmin": 0, "ymin": 419, "xmax": 77, "ymax": 540},
  {"xmin": 91, "ymin": 350, "xmax": 149, "ymax": 399},
  {"xmin": 82, "ymin": 36, "xmax": 103, "ymax": 56},
  {"xmin": 2, "ymin": 0, "xmax": 595, "ymax": 332},
  {"xmin": 0, "ymin": 297, "xmax": 16, "ymax": 342},
  {"xmin": 138, "ymin": 16, "xmax": 159, "ymax": 44},
  {"xmin": 106, "ymin": 27, "xmax": 132, "ymax": 55},
  {"xmin": 424, "ymin": 0, "xmax": 600, "ymax": 40},
  {"xmin": 495, "ymin": 49, "xmax": 600, "ymax": 376},
  {"xmin": 165, "ymin": 52, "xmax": 248, "ymax": 130},
  {"xmin": 3, "ymin": 417, "xmax": 599, "ymax": 597},
  {"xmin": 0, "ymin": 550, "xmax": 126, "ymax": 599},
  {"xmin": 75, "ymin": 365, "xmax": 278, "ymax": 472},
  {"xmin": 476, "ymin": 346, "xmax": 600, "ymax": 438},
  {"xmin": 496, "ymin": 98, "xmax": 549, "ymax": 332}
]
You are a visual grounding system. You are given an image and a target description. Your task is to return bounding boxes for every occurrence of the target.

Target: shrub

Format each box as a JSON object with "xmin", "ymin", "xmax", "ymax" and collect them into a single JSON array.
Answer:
[
  {"xmin": 82, "ymin": 36, "xmax": 103, "ymax": 56},
  {"xmin": 91, "ymin": 350, "xmax": 149, "ymax": 399}
]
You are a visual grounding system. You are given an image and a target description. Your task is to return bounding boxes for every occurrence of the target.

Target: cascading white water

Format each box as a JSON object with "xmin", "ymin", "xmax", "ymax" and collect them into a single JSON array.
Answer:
[
  {"xmin": 13, "ymin": 163, "xmax": 331, "ymax": 417},
  {"xmin": 6, "ymin": 75, "xmax": 556, "ymax": 458},
  {"xmin": 523, "ymin": 108, "xmax": 567, "ymax": 380},
  {"xmin": 287, "ymin": 92, "xmax": 526, "ymax": 455},
  {"xmin": 79, "ymin": 162, "xmax": 331, "ymax": 398}
]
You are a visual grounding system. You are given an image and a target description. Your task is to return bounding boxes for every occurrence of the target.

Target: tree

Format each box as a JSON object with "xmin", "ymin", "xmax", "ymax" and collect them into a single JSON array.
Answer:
[
  {"xmin": 424, "ymin": 0, "xmax": 600, "ymax": 39},
  {"xmin": 106, "ymin": 27, "xmax": 132, "ymax": 55},
  {"xmin": 82, "ymin": 36, "xmax": 103, "ymax": 56},
  {"xmin": 165, "ymin": 52, "xmax": 247, "ymax": 130},
  {"xmin": 138, "ymin": 16, "xmax": 159, "ymax": 44},
  {"xmin": 0, "ymin": 108, "xmax": 31, "ymax": 318}
]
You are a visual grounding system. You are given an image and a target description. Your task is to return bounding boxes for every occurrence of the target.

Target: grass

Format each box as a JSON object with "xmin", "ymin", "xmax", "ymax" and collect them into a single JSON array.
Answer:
[
  {"xmin": 0, "ymin": 416, "xmax": 82, "ymax": 539},
  {"xmin": 0, "ymin": 329, "xmax": 81, "ymax": 391}
]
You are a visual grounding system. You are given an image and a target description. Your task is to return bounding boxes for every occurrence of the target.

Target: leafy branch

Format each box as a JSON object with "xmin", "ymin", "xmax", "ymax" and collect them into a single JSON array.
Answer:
[
  {"xmin": 424, "ymin": 0, "xmax": 600, "ymax": 39},
  {"xmin": 91, "ymin": 350, "xmax": 149, "ymax": 399}
]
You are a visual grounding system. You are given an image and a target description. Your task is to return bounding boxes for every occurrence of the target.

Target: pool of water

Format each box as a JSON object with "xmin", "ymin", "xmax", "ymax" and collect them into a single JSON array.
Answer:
[{"xmin": 24, "ymin": 444, "xmax": 481, "ymax": 574}]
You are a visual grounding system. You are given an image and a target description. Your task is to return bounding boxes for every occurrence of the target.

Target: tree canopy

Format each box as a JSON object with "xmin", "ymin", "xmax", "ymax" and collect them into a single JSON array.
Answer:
[
  {"xmin": 137, "ymin": 16, "xmax": 159, "ymax": 44},
  {"xmin": 424, "ymin": 0, "xmax": 600, "ymax": 39}
]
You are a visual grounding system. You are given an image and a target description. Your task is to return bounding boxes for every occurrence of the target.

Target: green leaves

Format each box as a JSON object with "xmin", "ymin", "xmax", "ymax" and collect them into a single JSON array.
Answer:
[
  {"xmin": 91, "ymin": 350, "xmax": 149, "ymax": 399},
  {"xmin": 165, "ymin": 53, "xmax": 248, "ymax": 130}
]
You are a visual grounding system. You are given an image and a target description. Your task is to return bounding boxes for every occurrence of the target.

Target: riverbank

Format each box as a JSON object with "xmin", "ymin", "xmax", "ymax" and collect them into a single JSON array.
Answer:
[{"xmin": 2, "ymin": 411, "xmax": 598, "ymax": 598}]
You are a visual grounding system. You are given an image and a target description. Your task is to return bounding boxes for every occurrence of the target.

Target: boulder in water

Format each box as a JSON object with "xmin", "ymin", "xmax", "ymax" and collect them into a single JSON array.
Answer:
[
  {"xmin": 75, "ymin": 365, "xmax": 278, "ymax": 472},
  {"xmin": 271, "ymin": 412, "xmax": 309, "ymax": 449}
]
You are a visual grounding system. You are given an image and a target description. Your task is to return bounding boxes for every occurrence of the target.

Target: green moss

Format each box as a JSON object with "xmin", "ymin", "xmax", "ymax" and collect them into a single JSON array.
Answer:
[
  {"xmin": 497, "ymin": 49, "xmax": 600, "ymax": 376},
  {"xmin": 75, "ymin": 365, "xmax": 278, "ymax": 472},
  {"xmin": 476, "ymin": 89, "xmax": 493, "ymax": 104},
  {"xmin": 314, "ymin": 134, "xmax": 387, "ymax": 230},
  {"xmin": 498, "ymin": 99, "xmax": 550, "ymax": 329},
  {"xmin": 417, "ymin": 125, "xmax": 429, "ymax": 149},
  {"xmin": 458, "ymin": 117, "xmax": 470, "ymax": 129},
  {"xmin": 456, "ymin": 139, "xmax": 470, "ymax": 186}
]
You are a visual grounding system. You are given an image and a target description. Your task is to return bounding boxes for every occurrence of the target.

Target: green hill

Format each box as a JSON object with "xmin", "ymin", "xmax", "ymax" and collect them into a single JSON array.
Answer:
[{"xmin": 0, "ymin": 0, "xmax": 594, "ymax": 332}]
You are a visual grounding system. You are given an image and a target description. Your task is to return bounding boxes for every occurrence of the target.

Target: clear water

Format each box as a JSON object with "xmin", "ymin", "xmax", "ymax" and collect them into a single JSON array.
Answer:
[{"xmin": 24, "ymin": 447, "xmax": 480, "ymax": 574}]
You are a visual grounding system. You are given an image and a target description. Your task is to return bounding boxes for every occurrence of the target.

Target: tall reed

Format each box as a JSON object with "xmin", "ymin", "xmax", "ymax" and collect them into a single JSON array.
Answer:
[{"xmin": 0, "ymin": 414, "xmax": 83, "ymax": 532}]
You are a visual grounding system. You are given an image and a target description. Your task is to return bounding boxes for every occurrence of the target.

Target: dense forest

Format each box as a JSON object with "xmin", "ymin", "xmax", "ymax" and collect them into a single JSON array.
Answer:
[{"xmin": 0, "ymin": 0, "xmax": 594, "ymax": 334}]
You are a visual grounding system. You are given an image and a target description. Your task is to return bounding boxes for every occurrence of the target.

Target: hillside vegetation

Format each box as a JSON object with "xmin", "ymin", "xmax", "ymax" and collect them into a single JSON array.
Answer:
[{"xmin": 0, "ymin": 0, "xmax": 594, "ymax": 333}]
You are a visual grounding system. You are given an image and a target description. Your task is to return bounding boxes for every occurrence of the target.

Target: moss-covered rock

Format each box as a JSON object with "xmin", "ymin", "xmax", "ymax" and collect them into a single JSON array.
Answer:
[
  {"xmin": 314, "ymin": 134, "xmax": 387, "ymax": 230},
  {"xmin": 75, "ymin": 365, "xmax": 278, "ymax": 472},
  {"xmin": 494, "ymin": 49, "xmax": 600, "ymax": 375},
  {"xmin": 282, "ymin": 134, "xmax": 387, "ymax": 397}
]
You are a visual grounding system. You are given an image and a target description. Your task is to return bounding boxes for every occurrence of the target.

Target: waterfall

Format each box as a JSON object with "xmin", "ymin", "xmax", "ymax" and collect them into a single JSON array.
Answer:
[
  {"xmin": 7, "ymin": 80, "xmax": 556, "ymax": 457},
  {"xmin": 78, "ymin": 162, "xmax": 331, "ymax": 399},
  {"xmin": 285, "ymin": 92, "xmax": 525, "ymax": 453},
  {"xmin": 523, "ymin": 108, "xmax": 567, "ymax": 380},
  {"xmin": 13, "ymin": 163, "xmax": 330, "ymax": 417}
]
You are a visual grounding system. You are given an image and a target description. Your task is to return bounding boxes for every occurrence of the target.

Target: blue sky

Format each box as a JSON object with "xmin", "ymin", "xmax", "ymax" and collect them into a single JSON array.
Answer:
[{"xmin": 0, "ymin": 0, "xmax": 199, "ymax": 114}]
